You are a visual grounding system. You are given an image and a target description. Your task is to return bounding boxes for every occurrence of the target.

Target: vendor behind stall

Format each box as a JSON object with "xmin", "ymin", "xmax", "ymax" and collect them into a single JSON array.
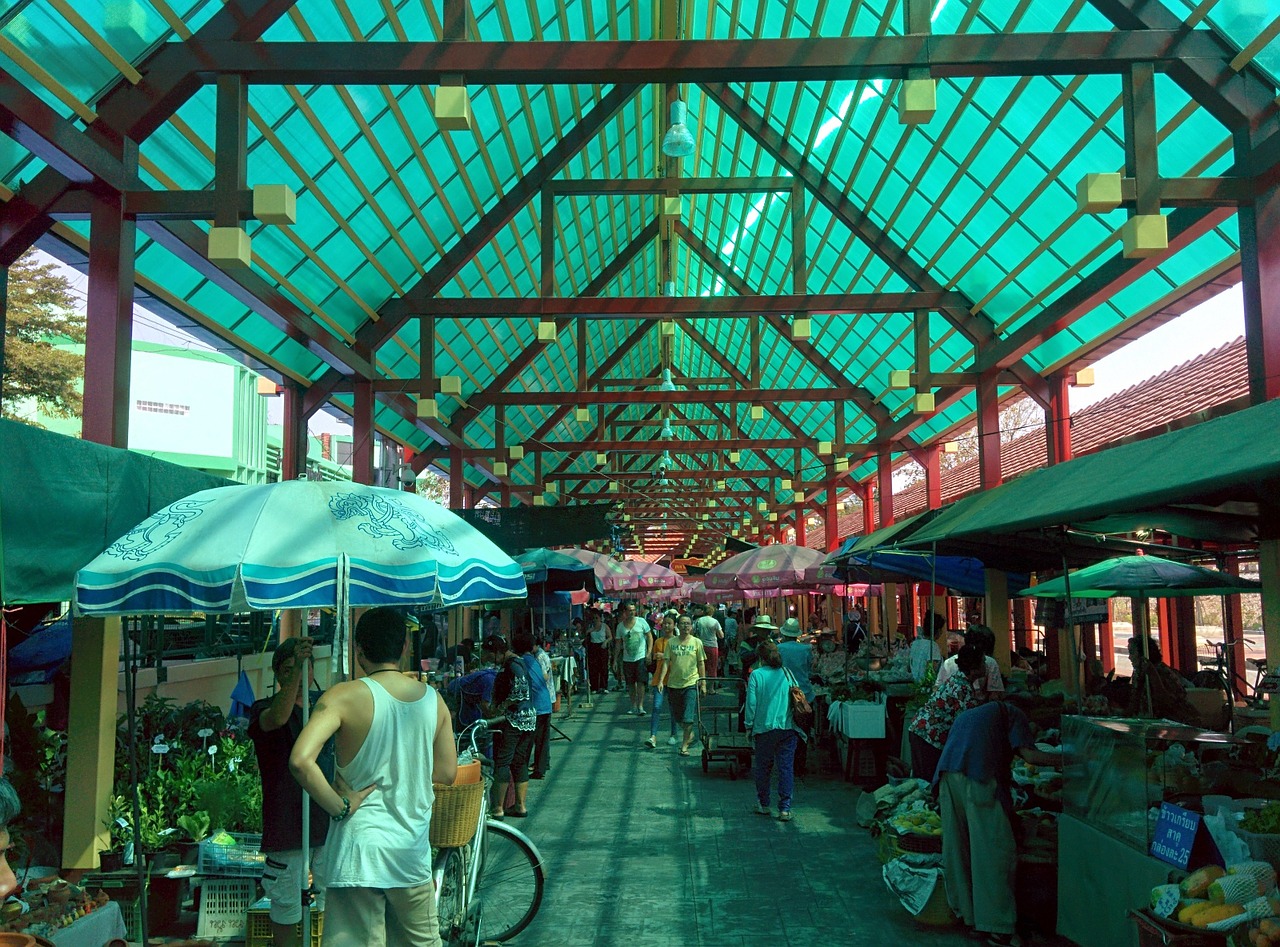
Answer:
[
  {"xmin": 1127, "ymin": 636, "xmax": 1201, "ymax": 726},
  {"xmin": 908, "ymin": 644, "xmax": 985, "ymax": 780}
]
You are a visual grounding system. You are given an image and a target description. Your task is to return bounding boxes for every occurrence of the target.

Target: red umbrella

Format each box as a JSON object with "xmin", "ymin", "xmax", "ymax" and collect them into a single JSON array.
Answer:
[{"xmin": 703, "ymin": 544, "xmax": 827, "ymax": 591}]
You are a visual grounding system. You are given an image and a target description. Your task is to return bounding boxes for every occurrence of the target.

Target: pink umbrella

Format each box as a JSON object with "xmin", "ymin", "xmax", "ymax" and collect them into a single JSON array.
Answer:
[
  {"xmin": 620, "ymin": 560, "xmax": 684, "ymax": 590},
  {"xmin": 561, "ymin": 548, "xmax": 635, "ymax": 593},
  {"xmin": 703, "ymin": 544, "xmax": 828, "ymax": 591}
]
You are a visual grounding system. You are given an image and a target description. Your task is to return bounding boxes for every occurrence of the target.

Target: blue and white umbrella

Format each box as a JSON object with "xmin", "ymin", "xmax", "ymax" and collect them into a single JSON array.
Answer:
[{"xmin": 74, "ymin": 480, "xmax": 527, "ymax": 618}]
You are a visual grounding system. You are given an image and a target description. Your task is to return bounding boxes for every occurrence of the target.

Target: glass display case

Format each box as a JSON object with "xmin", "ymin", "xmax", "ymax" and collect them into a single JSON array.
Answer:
[{"xmin": 1061, "ymin": 716, "xmax": 1240, "ymax": 853}]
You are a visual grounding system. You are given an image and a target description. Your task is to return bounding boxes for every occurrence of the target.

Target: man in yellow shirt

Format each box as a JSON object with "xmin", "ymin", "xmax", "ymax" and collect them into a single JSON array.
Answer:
[{"xmin": 653, "ymin": 615, "xmax": 706, "ymax": 757}]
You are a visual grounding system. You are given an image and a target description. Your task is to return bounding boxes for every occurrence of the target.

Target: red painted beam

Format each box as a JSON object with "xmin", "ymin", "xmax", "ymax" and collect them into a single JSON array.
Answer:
[
  {"xmin": 183, "ymin": 32, "xmax": 1227, "ymax": 85},
  {"xmin": 386, "ymin": 291, "xmax": 962, "ymax": 319},
  {"xmin": 1239, "ymin": 183, "xmax": 1280, "ymax": 403},
  {"xmin": 484, "ymin": 387, "xmax": 875, "ymax": 406}
]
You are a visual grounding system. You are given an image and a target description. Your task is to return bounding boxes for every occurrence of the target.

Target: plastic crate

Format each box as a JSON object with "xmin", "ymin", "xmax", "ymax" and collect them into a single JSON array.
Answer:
[
  {"xmin": 836, "ymin": 696, "xmax": 887, "ymax": 739},
  {"xmin": 120, "ymin": 897, "xmax": 143, "ymax": 943},
  {"xmin": 245, "ymin": 902, "xmax": 324, "ymax": 947},
  {"xmin": 198, "ymin": 832, "xmax": 266, "ymax": 877},
  {"xmin": 196, "ymin": 877, "xmax": 256, "ymax": 940}
]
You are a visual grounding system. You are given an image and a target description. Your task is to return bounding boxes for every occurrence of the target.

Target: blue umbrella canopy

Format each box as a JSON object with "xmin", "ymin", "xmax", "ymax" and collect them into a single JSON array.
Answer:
[
  {"xmin": 74, "ymin": 480, "xmax": 526, "ymax": 615},
  {"xmin": 1015, "ymin": 554, "xmax": 1260, "ymax": 599}
]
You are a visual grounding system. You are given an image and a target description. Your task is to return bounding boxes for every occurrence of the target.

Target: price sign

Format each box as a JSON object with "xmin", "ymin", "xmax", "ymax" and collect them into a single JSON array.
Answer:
[{"xmin": 1150, "ymin": 802, "xmax": 1220, "ymax": 869}]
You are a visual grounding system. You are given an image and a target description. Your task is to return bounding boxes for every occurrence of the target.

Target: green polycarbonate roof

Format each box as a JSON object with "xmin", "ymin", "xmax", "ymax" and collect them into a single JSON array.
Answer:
[{"xmin": 0, "ymin": 0, "xmax": 1276, "ymax": 552}]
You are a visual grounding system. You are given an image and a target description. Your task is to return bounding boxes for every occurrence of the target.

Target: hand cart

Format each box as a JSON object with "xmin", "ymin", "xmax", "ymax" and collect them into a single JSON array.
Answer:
[{"xmin": 696, "ymin": 677, "xmax": 751, "ymax": 779}]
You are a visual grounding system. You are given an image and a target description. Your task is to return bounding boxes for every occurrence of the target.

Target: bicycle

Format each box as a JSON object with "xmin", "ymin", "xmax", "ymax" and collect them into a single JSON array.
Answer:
[{"xmin": 433, "ymin": 720, "xmax": 545, "ymax": 946}]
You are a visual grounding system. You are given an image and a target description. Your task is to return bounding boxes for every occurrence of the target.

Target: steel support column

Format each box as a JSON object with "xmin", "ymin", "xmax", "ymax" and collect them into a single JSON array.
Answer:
[
  {"xmin": 922, "ymin": 444, "xmax": 942, "ymax": 509},
  {"xmin": 1238, "ymin": 178, "xmax": 1280, "ymax": 403},
  {"xmin": 794, "ymin": 510, "xmax": 806, "ymax": 547},
  {"xmin": 1047, "ymin": 373, "xmax": 1073, "ymax": 465},
  {"xmin": 861, "ymin": 482, "xmax": 875, "ymax": 534},
  {"xmin": 976, "ymin": 371, "xmax": 1002, "ymax": 490},
  {"xmin": 82, "ymin": 189, "xmax": 137, "ymax": 448},
  {"xmin": 280, "ymin": 381, "xmax": 305, "ymax": 481},
  {"xmin": 351, "ymin": 379, "xmax": 375, "ymax": 485},
  {"xmin": 449, "ymin": 447, "xmax": 464, "ymax": 509},
  {"xmin": 825, "ymin": 493, "xmax": 840, "ymax": 552},
  {"xmin": 877, "ymin": 449, "xmax": 895, "ymax": 528}
]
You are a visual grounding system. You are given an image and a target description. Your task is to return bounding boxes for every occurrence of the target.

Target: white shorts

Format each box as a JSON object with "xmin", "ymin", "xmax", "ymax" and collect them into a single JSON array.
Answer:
[{"xmin": 261, "ymin": 847, "xmax": 327, "ymax": 925}]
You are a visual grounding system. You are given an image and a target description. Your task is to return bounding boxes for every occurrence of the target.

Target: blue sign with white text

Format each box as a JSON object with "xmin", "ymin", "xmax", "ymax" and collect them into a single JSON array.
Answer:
[{"xmin": 1150, "ymin": 802, "xmax": 1200, "ymax": 869}]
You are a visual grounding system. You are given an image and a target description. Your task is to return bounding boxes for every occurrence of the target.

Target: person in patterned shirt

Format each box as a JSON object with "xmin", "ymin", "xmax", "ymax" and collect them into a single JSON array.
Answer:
[{"xmin": 907, "ymin": 644, "xmax": 985, "ymax": 781}]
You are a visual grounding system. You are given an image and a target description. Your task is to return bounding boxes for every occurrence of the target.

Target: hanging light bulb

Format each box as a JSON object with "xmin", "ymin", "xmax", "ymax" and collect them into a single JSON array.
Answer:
[
  {"xmin": 658, "ymin": 368, "xmax": 677, "ymax": 392},
  {"xmin": 662, "ymin": 100, "xmax": 696, "ymax": 158},
  {"xmin": 660, "ymin": 417, "xmax": 675, "ymax": 439}
]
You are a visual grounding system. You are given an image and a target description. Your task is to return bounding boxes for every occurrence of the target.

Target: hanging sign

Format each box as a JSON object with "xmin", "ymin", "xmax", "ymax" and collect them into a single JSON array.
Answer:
[{"xmin": 1149, "ymin": 802, "xmax": 1221, "ymax": 869}]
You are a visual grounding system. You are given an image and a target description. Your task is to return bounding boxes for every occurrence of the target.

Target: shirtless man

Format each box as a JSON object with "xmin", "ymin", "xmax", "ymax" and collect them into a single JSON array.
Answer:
[{"xmin": 290, "ymin": 608, "xmax": 457, "ymax": 947}]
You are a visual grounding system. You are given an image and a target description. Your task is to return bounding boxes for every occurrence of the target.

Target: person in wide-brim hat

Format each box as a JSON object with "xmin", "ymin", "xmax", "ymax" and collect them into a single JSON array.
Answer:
[
  {"xmin": 751, "ymin": 615, "xmax": 778, "ymax": 632},
  {"xmin": 779, "ymin": 618, "xmax": 803, "ymax": 639}
]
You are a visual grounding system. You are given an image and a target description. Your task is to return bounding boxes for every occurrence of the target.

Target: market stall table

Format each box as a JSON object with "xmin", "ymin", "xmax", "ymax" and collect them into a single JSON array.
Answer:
[
  {"xmin": 49, "ymin": 900, "xmax": 127, "ymax": 947},
  {"xmin": 551, "ymin": 655, "xmax": 579, "ymax": 714},
  {"xmin": 827, "ymin": 696, "xmax": 887, "ymax": 783}
]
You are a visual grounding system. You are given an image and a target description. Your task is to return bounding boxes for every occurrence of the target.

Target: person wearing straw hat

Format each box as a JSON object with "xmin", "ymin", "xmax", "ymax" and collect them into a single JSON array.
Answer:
[
  {"xmin": 777, "ymin": 618, "xmax": 815, "ymax": 775},
  {"xmin": 738, "ymin": 614, "xmax": 777, "ymax": 678},
  {"xmin": 290, "ymin": 608, "xmax": 457, "ymax": 947}
]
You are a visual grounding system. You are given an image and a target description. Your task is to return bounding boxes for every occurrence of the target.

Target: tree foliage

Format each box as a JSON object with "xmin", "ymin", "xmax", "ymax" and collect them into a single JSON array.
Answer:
[
  {"xmin": 416, "ymin": 469, "xmax": 449, "ymax": 505},
  {"xmin": 1, "ymin": 250, "xmax": 84, "ymax": 422},
  {"xmin": 897, "ymin": 396, "xmax": 1044, "ymax": 489}
]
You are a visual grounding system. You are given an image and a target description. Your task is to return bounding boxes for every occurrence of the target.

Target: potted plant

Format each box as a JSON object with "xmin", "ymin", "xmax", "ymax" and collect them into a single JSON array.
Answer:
[{"xmin": 98, "ymin": 797, "xmax": 130, "ymax": 872}]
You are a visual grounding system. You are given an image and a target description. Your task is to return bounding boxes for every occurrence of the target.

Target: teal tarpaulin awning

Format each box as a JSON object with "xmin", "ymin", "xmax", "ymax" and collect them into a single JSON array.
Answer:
[
  {"xmin": 0, "ymin": 420, "xmax": 233, "ymax": 605},
  {"xmin": 905, "ymin": 399, "xmax": 1280, "ymax": 550}
]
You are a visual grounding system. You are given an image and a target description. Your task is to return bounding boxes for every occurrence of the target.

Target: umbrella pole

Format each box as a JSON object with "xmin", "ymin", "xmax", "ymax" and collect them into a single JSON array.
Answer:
[
  {"xmin": 300, "ymin": 651, "xmax": 312, "ymax": 947},
  {"xmin": 122, "ymin": 623, "xmax": 148, "ymax": 943}
]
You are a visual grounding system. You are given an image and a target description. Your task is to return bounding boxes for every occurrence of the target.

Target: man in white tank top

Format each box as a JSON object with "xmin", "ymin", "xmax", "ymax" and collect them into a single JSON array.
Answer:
[{"xmin": 290, "ymin": 608, "xmax": 458, "ymax": 947}]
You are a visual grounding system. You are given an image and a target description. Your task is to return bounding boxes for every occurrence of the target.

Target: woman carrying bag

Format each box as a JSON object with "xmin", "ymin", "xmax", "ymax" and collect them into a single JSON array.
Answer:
[{"xmin": 744, "ymin": 640, "xmax": 808, "ymax": 822}]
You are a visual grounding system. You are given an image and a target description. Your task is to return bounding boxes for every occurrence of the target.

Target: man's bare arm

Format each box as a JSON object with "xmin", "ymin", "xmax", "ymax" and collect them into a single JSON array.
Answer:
[{"xmin": 289, "ymin": 689, "xmax": 375, "ymax": 817}]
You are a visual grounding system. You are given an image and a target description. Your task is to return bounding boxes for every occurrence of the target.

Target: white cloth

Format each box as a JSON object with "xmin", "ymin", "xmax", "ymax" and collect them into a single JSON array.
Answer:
[
  {"xmin": 617, "ymin": 617, "xmax": 651, "ymax": 662},
  {"xmin": 934, "ymin": 655, "xmax": 1005, "ymax": 694},
  {"xmin": 909, "ymin": 638, "xmax": 942, "ymax": 683},
  {"xmin": 326, "ymin": 678, "xmax": 438, "ymax": 888}
]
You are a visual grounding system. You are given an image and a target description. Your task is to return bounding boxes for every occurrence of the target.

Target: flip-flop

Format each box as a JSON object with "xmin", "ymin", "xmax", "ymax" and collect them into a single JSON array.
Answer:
[
  {"xmin": 678, "ymin": 748, "xmax": 690, "ymax": 756},
  {"xmin": 488, "ymin": 810, "xmax": 505, "ymax": 821},
  {"xmin": 507, "ymin": 809, "xmax": 528, "ymax": 818}
]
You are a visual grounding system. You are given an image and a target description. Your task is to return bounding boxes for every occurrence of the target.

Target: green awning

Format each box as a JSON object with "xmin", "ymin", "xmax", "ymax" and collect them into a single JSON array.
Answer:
[
  {"xmin": 0, "ymin": 420, "xmax": 233, "ymax": 605},
  {"xmin": 906, "ymin": 399, "xmax": 1280, "ymax": 549},
  {"xmin": 846, "ymin": 508, "xmax": 943, "ymax": 555}
]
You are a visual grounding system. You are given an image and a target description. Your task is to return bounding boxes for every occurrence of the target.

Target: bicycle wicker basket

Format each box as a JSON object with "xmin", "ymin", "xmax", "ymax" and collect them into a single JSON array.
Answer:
[{"xmin": 430, "ymin": 781, "xmax": 486, "ymax": 848}]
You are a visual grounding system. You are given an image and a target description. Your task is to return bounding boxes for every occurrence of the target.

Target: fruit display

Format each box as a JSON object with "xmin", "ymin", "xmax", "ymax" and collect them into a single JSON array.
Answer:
[
  {"xmin": 889, "ymin": 807, "xmax": 942, "ymax": 837},
  {"xmin": 1155, "ymin": 862, "xmax": 1280, "ymax": 934},
  {"xmin": 1234, "ymin": 917, "xmax": 1280, "ymax": 946}
]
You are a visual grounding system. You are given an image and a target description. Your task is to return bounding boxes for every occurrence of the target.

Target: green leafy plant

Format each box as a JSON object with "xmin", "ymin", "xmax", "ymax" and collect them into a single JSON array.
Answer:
[{"xmin": 176, "ymin": 811, "xmax": 211, "ymax": 844}]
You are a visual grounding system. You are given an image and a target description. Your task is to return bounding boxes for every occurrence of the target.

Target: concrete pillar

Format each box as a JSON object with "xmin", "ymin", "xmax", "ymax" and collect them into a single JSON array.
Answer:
[
  {"xmin": 985, "ymin": 568, "xmax": 1011, "ymax": 674},
  {"xmin": 62, "ymin": 617, "xmax": 122, "ymax": 870},
  {"xmin": 1099, "ymin": 603, "xmax": 1116, "ymax": 674},
  {"xmin": 881, "ymin": 582, "xmax": 898, "ymax": 637}
]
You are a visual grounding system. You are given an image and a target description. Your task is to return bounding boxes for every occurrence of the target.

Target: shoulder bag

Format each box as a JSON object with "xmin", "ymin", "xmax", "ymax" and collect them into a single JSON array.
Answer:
[{"xmin": 783, "ymin": 669, "xmax": 815, "ymax": 730}]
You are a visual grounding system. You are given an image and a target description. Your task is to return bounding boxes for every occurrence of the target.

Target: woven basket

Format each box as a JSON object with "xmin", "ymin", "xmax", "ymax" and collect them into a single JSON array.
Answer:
[{"xmin": 430, "ymin": 781, "xmax": 485, "ymax": 848}]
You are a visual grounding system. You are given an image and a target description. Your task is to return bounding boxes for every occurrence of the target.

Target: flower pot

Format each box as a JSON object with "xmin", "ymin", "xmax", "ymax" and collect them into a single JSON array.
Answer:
[
  {"xmin": 98, "ymin": 851, "xmax": 124, "ymax": 873},
  {"xmin": 144, "ymin": 850, "xmax": 180, "ymax": 872}
]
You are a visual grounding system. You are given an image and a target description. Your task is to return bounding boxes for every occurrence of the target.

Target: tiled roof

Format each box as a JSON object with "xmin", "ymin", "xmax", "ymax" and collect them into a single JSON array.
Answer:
[{"xmin": 802, "ymin": 337, "xmax": 1249, "ymax": 550}]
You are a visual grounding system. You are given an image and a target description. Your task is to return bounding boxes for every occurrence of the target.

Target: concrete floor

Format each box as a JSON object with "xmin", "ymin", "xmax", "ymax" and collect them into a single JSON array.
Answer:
[{"xmin": 509, "ymin": 690, "xmax": 1076, "ymax": 946}]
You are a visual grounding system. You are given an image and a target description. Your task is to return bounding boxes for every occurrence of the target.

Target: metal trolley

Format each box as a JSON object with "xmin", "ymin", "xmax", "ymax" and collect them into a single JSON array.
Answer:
[{"xmin": 696, "ymin": 676, "xmax": 752, "ymax": 779}]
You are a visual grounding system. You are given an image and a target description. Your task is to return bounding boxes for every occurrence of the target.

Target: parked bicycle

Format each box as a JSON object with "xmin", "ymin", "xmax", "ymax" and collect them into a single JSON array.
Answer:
[{"xmin": 432, "ymin": 720, "xmax": 545, "ymax": 946}]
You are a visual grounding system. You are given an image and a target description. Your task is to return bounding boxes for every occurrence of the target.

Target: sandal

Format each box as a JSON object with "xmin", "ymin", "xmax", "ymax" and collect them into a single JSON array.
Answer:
[
  {"xmin": 507, "ymin": 809, "xmax": 528, "ymax": 818},
  {"xmin": 678, "ymin": 747, "xmax": 690, "ymax": 756},
  {"xmin": 488, "ymin": 809, "xmax": 505, "ymax": 821}
]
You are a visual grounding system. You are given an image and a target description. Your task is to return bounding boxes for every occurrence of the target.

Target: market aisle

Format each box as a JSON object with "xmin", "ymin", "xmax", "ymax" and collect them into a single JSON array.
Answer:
[{"xmin": 506, "ymin": 691, "xmax": 1046, "ymax": 947}]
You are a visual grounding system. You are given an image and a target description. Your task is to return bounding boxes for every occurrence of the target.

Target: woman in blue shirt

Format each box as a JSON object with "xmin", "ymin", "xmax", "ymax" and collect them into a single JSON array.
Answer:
[{"xmin": 744, "ymin": 640, "xmax": 806, "ymax": 822}]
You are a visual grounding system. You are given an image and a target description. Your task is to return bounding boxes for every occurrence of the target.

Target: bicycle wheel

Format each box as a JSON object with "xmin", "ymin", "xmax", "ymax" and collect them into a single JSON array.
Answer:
[
  {"xmin": 436, "ymin": 847, "xmax": 469, "ymax": 947},
  {"xmin": 476, "ymin": 821, "xmax": 544, "ymax": 942}
]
